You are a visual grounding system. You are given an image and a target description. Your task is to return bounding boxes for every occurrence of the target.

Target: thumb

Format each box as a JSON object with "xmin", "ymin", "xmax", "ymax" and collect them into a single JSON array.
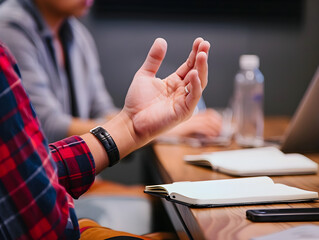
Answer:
[{"xmin": 138, "ymin": 38, "xmax": 167, "ymax": 77}]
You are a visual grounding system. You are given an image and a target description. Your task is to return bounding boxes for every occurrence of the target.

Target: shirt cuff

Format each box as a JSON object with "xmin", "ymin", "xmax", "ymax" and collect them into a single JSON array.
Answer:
[{"xmin": 49, "ymin": 136, "xmax": 96, "ymax": 199}]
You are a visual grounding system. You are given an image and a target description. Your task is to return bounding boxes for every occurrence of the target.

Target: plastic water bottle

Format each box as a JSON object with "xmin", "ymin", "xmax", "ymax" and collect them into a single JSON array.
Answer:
[{"xmin": 233, "ymin": 55, "xmax": 264, "ymax": 147}]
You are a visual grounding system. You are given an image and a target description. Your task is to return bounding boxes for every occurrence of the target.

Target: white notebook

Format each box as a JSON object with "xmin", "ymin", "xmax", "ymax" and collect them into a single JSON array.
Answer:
[
  {"xmin": 144, "ymin": 177, "xmax": 318, "ymax": 207},
  {"xmin": 184, "ymin": 147, "xmax": 318, "ymax": 177}
]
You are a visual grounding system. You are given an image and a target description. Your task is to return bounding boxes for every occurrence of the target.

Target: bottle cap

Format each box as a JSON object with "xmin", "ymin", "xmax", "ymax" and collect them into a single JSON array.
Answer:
[{"xmin": 239, "ymin": 55, "xmax": 260, "ymax": 69}]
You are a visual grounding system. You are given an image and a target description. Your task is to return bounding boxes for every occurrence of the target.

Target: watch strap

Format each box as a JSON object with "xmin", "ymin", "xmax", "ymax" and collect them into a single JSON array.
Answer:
[{"xmin": 90, "ymin": 126, "xmax": 120, "ymax": 167}]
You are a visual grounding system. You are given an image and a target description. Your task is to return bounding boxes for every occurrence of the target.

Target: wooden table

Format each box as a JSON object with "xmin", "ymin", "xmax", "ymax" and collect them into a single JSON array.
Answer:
[{"xmin": 152, "ymin": 117, "xmax": 319, "ymax": 240}]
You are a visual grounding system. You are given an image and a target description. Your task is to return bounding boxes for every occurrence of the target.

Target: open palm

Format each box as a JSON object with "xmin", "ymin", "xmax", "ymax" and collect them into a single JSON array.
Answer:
[{"xmin": 123, "ymin": 38, "xmax": 210, "ymax": 139}]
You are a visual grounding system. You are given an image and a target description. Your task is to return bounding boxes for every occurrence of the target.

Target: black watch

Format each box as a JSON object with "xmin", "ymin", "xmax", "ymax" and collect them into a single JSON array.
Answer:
[{"xmin": 90, "ymin": 126, "xmax": 120, "ymax": 167}]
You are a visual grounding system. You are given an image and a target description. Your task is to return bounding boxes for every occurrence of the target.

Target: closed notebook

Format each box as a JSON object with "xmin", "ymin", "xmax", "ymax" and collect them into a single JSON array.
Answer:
[
  {"xmin": 144, "ymin": 177, "xmax": 318, "ymax": 207},
  {"xmin": 184, "ymin": 147, "xmax": 318, "ymax": 176}
]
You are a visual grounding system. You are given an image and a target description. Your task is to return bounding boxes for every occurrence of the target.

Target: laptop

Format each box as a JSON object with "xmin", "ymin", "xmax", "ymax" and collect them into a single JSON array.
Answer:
[{"xmin": 280, "ymin": 66, "xmax": 319, "ymax": 153}]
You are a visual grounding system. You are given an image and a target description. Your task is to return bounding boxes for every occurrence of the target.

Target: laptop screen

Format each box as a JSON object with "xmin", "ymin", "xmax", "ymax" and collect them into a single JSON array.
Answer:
[{"xmin": 280, "ymin": 66, "xmax": 319, "ymax": 153}]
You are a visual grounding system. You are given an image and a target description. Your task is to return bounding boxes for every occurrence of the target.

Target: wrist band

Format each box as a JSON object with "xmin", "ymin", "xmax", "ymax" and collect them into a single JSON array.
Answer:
[{"xmin": 90, "ymin": 126, "xmax": 120, "ymax": 167}]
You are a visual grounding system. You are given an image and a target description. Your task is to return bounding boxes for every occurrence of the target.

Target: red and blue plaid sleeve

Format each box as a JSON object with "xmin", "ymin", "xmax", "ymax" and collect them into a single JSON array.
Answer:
[
  {"xmin": 49, "ymin": 136, "xmax": 96, "ymax": 199},
  {"xmin": 0, "ymin": 42, "xmax": 95, "ymax": 239}
]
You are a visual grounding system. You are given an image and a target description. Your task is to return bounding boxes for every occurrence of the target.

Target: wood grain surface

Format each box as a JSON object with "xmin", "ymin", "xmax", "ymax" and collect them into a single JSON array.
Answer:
[{"xmin": 152, "ymin": 117, "xmax": 319, "ymax": 240}]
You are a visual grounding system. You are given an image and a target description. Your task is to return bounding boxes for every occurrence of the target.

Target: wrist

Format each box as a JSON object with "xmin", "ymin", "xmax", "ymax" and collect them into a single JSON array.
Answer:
[
  {"xmin": 81, "ymin": 111, "xmax": 140, "ymax": 173},
  {"xmin": 100, "ymin": 110, "xmax": 143, "ymax": 159}
]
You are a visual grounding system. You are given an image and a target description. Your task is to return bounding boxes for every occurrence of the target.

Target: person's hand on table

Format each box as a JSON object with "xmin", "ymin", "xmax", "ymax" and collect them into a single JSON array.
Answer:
[{"xmin": 163, "ymin": 108, "xmax": 222, "ymax": 138}]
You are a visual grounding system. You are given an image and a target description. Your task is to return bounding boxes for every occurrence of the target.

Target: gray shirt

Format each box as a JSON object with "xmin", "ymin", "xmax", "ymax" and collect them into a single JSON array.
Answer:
[{"xmin": 0, "ymin": 0, "xmax": 118, "ymax": 142}]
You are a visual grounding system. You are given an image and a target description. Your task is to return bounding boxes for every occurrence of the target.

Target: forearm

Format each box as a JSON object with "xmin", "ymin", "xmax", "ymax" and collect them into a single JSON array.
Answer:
[{"xmin": 104, "ymin": 110, "xmax": 120, "ymax": 121}]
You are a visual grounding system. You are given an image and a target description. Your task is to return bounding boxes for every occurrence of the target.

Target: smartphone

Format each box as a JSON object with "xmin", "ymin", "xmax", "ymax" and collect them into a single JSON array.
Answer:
[{"xmin": 246, "ymin": 208, "xmax": 319, "ymax": 222}]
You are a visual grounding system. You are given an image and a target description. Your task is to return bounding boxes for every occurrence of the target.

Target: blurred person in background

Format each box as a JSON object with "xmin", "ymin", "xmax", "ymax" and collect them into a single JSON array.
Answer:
[{"xmin": 0, "ymin": 0, "xmax": 222, "ymax": 143}]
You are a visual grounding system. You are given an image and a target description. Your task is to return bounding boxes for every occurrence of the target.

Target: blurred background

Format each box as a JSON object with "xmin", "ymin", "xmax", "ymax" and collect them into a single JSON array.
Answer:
[
  {"xmin": 78, "ymin": 0, "xmax": 319, "ymax": 184},
  {"xmin": 0, "ymin": 0, "xmax": 317, "ymax": 184},
  {"xmin": 81, "ymin": 0, "xmax": 319, "ymax": 116}
]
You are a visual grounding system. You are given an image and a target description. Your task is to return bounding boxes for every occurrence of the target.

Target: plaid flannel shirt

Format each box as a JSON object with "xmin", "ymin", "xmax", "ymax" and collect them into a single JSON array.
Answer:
[{"xmin": 0, "ymin": 42, "xmax": 96, "ymax": 239}]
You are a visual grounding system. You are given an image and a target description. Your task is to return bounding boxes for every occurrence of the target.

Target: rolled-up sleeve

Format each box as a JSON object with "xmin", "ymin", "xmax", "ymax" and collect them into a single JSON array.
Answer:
[{"xmin": 49, "ymin": 136, "xmax": 96, "ymax": 199}]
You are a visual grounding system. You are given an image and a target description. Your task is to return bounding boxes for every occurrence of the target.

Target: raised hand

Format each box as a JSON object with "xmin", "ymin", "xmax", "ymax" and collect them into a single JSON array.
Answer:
[
  {"xmin": 84, "ymin": 38, "xmax": 210, "ymax": 171},
  {"xmin": 123, "ymin": 37, "xmax": 210, "ymax": 140}
]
